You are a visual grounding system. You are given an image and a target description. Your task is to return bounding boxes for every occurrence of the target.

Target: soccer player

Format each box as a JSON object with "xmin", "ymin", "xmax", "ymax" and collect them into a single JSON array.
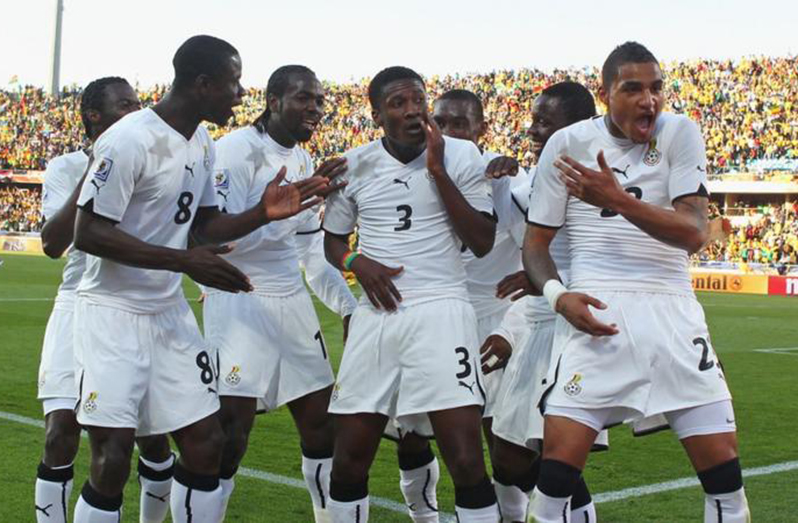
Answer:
[
  {"xmin": 525, "ymin": 42, "xmax": 750, "ymax": 522},
  {"xmin": 323, "ymin": 66, "xmax": 500, "ymax": 522},
  {"xmin": 35, "ymin": 77, "xmax": 175, "ymax": 523},
  {"xmin": 71, "ymin": 36, "xmax": 333, "ymax": 523},
  {"xmin": 205, "ymin": 64, "xmax": 356, "ymax": 522},
  {"xmin": 383, "ymin": 88, "xmax": 528, "ymax": 523},
  {"xmin": 483, "ymin": 82, "xmax": 601, "ymax": 523}
]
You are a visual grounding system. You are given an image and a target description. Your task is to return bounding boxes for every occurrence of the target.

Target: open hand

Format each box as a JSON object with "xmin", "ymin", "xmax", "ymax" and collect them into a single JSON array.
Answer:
[
  {"xmin": 556, "ymin": 292, "xmax": 619, "ymax": 337},
  {"xmin": 555, "ymin": 151, "xmax": 628, "ymax": 211},
  {"xmin": 422, "ymin": 112, "xmax": 446, "ymax": 177},
  {"xmin": 485, "ymin": 155, "xmax": 519, "ymax": 178},
  {"xmin": 181, "ymin": 244, "xmax": 252, "ymax": 293},
  {"xmin": 350, "ymin": 255, "xmax": 404, "ymax": 312},
  {"xmin": 496, "ymin": 270, "xmax": 540, "ymax": 300},
  {"xmin": 261, "ymin": 166, "xmax": 332, "ymax": 222}
]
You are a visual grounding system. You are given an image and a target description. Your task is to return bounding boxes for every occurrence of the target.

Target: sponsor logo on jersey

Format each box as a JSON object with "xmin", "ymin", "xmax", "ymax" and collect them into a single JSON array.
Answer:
[
  {"xmin": 644, "ymin": 139, "xmax": 661, "ymax": 166},
  {"xmin": 93, "ymin": 158, "xmax": 114, "ymax": 182},
  {"xmin": 83, "ymin": 391, "xmax": 98, "ymax": 413},
  {"xmin": 563, "ymin": 373, "xmax": 582, "ymax": 396},
  {"xmin": 225, "ymin": 365, "xmax": 241, "ymax": 386}
]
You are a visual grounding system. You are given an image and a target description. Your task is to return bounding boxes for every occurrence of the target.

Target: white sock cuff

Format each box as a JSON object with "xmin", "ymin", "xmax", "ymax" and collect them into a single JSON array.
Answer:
[
  {"xmin": 139, "ymin": 453, "xmax": 175, "ymax": 472},
  {"xmin": 454, "ymin": 503, "xmax": 500, "ymax": 522}
]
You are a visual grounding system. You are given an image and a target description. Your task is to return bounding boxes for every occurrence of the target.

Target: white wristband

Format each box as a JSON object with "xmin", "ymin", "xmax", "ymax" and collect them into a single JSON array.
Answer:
[{"xmin": 543, "ymin": 279, "xmax": 568, "ymax": 312}]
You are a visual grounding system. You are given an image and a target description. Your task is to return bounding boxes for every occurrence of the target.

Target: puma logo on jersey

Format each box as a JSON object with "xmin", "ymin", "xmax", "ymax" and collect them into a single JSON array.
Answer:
[
  {"xmin": 185, "ymin": 164, "xmax": 195, "ymax": 177},
  {"xmin": 393, "ymin": 178, "xmax": 410, "ymax": 190},
  {"xmin": 216, "ymin": 190, "xmax": 229, "ymax": 201},
  {"xmin": 207, "ymin": 387, "xmax": 217, "ymax": 394},
  {"xmin": 145, "ymin": 491, "xmax": 169, "ymax": 503},
  {"xmin": 697, "ymin": 165, "xmax": 706, "ymax": 172},
  {"xmin": 458, "ymin": 380, "xmax": 475, "ymax": 394},
  {"xmin": 35, "ymin": 503, "xmax": 53, "ymax": 516},
  {"xmin": 90, "ymin": 179, "xmax": 105, "ymax": 193},
  {"xmin": 612, "ymin": 164, "xmax": 631, "ymax": 179}
]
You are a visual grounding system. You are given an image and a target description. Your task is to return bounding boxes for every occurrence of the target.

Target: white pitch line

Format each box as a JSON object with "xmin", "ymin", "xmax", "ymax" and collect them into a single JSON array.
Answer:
[
  {"xmin": 0, "ymin": 410, "xmax": 453, "ymax": 521},
  {"xmin": 3, "ymin": 410, "xmax": 797, "ymax": 514},
  {"xmin": 595, "ymin": 460, "xmax": 798, "ymax": 503},
  {"xmin": 754, "ymin": 347, "xmax": 798, "ymax": 356},
  {"xmin": 0, "ymin": 297, "xmax": 55, "ymax": 301}
]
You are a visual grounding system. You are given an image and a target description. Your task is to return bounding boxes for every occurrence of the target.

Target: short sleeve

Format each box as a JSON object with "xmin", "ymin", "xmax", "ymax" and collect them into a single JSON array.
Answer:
[
  {"xmin": 668, "ymin": 117, "xmax": 709, "ymax": 202},
  {"xmin": 214, "ymin": 137, "xmax": 254, "ymax": 214},
  {"xmin": 198, "ymin": 139, "xmax": 218, "ymax": 208},
  {"xmin": 77, "ymin": 131, "xmax": 144, "ymax": 222},
  {"xmin": 42, "ymin": 157, "xmax": 80, "ymax": 219},
  {"xmin": 322, "ymin": 178, "xmax": 358, "ymax": 236},
  {"xmin": 452, "ymin": 141, "xmax": 492, "ymax": 214},
  {"xmin": 527, "ymin": 133, "xmax": 567, "ymax": 228}
]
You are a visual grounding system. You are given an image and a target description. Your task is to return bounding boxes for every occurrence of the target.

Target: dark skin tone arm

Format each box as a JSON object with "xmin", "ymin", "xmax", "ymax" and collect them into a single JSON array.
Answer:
[
  {"xmin": 41, "ymin": 167, "xmax": 90, "ymax": 259},
  {"xmin": 522, "ymin": 224, "xmax": 619, "ymax": 336},
  {"xmin": 423, "ymin": 113, "xmax": 495, "ymax": 257},
  {"xmin": 324, "ymin": 231, "xmax": 404, "ymax": 312},
  {"xmin": 556, "ymin": 151, "xmax": 709, "ymax": 254}
]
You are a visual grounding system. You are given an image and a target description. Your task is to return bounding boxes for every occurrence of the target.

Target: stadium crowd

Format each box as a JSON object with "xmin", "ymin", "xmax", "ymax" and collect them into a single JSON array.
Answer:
[{"xmin": 1, "ymin": 56, "xmax": 797, "ymax": 265}]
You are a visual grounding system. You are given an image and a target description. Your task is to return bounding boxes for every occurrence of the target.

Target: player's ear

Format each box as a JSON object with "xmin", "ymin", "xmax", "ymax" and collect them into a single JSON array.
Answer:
[
  {"xmin": 371, "ymin": 107, "xmax": 383, "ymax": 128},
  {"xmin": 598, "ymin": 86, "xmax": 610, "ymax": 112},
  {"xmin": 478, "ymin": 120, "xmax": 488, "ymax": 140},
  {"xmin": 267, "ymin": 92, "xmax": 280, "ymax": 115},
  {"xmin": 195, "ymin": 73, "xmax": 214, "ymax": 98}
]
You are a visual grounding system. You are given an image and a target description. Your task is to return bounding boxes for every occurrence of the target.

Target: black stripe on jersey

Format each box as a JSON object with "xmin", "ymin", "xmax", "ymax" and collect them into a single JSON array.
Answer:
[
  {"xmin": 562, "ymin": 500, "xmax": 569, "ymax": 522},
  {"xmin": 672, "ymin": 183, "xmax": 710, "ymax": 204},
  {"xmin": 314, "ymin": 463, "xmax": 326, "ymax": 508},
  {"xmin": 61, "ymin": 481, "xmax": 68, "ymax": 521},
  {"xmin": 538, "ymin": 355, "xmax": 562, "ymax": 416},
  {"xmin": 77, "ymin": 198, "xmax": 120, "ymax": 225},
  {"xmin": 321, "ymin": 226, "xmax": 355, "ymax": 237},
  {"xmin": 296, "ymin": 226, "xmax": 323, "ymax": 235},
  {"xmin": 355, "ymin": 504, "xmax": 361, "ymax": 523},
  {"xmin": 525, "ymin": 218, "xmax": 562, "ymax": 230},
  {"xmin": 511, "ymin": 193, "xmax": 528, "ymax": 216}
]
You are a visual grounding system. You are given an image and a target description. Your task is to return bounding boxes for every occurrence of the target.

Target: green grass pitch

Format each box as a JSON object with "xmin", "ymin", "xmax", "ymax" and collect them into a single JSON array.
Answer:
[{"xmin": 1, "ymin": 253, "xmax": 796, "ymax": 521}]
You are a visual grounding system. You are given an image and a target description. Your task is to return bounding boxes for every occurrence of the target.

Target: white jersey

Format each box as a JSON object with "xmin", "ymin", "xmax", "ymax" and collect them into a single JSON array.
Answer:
[
  {"xmin": 213, "ymin": 127, "xmax": 356, "ymax": 314},
  {"xmin": 323, "ymin": 137, "xmax": 493, "ymax": 306},
  {"xmin": 528, "ymin": 113, "xmax": 708, "ymax": 293},
  {"xmin": 76, "ymin": 108, "xmax": 217, "ymax": 313},
  {"xmin": 41, "ymin": 150, "xmax": 90, "ymax": 302},
  {"xmin": 462, "ymin": 150, "xmax": 529, "ymax": 319}
]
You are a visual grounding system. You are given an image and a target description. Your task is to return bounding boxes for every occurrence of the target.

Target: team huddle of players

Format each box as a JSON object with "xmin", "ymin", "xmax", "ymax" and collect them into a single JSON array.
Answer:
[{"xmin": 33, "ymin": 34, "xmax": 751, "ymax": 523}]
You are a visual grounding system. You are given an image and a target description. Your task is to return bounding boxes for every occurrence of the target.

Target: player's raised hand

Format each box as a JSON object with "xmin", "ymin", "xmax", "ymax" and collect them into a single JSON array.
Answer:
[
  {"xmin": 555, "ymin": 292, "xmax": 619, "ymax": 337},
  {"xmin": 555, "ymin": 150, "xmax": 627, "ymax": 210},
  {"xmin": 313, "ymin": 157, "xmax": 348, "ymax": 180},
  {"xmin": 480, "ymin": 335, "xmax": 512, "ymax": 374},
  {"xmin": 261, "ymin": 166, "xmax": 329, "ymax": 222},
  {"xmin": 485, "ymin": 155, "xmax": 519, "ymax": 178},
  {"xmin": 181, "ymin": 244, "xmax": 253, "ymax": 293},
  {"xmin": 349, "ymin": 255, "xmax": 404, "ymax": 312},
  {"xmin": 496, "ymin": 270, "xmax": 540, "ymax": 300},
  {"xmin": 422, "ymin": 112, "xmax": 446, "ymax": 177}
]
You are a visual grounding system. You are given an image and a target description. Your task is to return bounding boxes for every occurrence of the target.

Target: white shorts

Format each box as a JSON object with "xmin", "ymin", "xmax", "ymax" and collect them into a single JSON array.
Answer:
[
  {"xmin": 74, "ymin": 298, "xmax": 220, "ymax": 437},
  {"xmin": 542, "ymin": 290, "xmax": 732, "ymax": 421},
  {"xmin": 546, "ymin": 399, "xmax": 737, "ymax": 440},
  {"xmin": 492, "ymin": 319, "xmax": 607, "ymax": 452},
  {"xmin": 331, "ymin": 298, "xmax": 484, "ymax": 422},
  {"xmin": 204, "ymin": 290, "xmax": 334, "ymax": 411},
  {"xmin": 477, "ymin": 308, "xmax": 509, "ymax": 419},
  {"xmin": 38, "ymin": 303, "xmax": 78, "ymax": 404}
]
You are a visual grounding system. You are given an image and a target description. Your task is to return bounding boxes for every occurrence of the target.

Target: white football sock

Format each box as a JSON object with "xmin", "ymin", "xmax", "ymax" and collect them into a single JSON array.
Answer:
[
  {"xmin": 529, "ymin": 486, "xmax": 571, "ymax": 523},
  {"xmin": 302, "ymin": 454, "xmax": 333, "ymax": 522},
  {"xmin": 218, "ymin": 476, "xmax": 235, "ymax": 522},
  {"xmin": 328, "ymin": 496, "xmax": 369, "ymax": 523},
  {"xmin": 170, "ymin": 465, "xmax": 222, "ymax": 523},
  {"xmin": 73, "ymin": 483, "xmax": 122, "ymax": 523},
  {"xmin": 494, "ymin": 481, "xmax": 529, "ymax": 522},
  {"xmin": 571, "ymin": 500, "xmax": 596, "ymax": 522},
  {"xmin": 704, "ymin": 487, "xmax": 751, "ymax": 523},
  {"xmin": 455, "ymin": 503, "xmax": 501, "ymax": 522},
  {"xmin": 400, "ymin": 456, "xmax": 440, "ymax": 522},
  {"xmin": 138, "ymin": 454, "xmax": 174, "ymax": 523},
  {"xmin": 35, "ymin": 462, "xmax": 73, "ymax": 523}
]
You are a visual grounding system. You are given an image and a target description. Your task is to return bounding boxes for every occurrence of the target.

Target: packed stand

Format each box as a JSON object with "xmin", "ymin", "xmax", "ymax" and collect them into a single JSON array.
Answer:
[{"xmin": 0, "ymin": 185, "xmax": 43, "ymax": 232}]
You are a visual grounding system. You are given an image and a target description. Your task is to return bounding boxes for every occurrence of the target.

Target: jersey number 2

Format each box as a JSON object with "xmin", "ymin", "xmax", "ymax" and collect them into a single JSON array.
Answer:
[{"xmin": 692, "ymin": 337, "xmax": 715, "ymax": 371}]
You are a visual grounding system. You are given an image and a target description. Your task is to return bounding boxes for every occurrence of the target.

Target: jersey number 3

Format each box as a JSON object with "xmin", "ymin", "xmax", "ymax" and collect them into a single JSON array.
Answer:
[
  {"xmin": 600, "ymin": 187, "xmax": 642, "ymax": 218},
  {"xmin": 394, "ymin": 205, "xmax": 413, "ymax": 231}
]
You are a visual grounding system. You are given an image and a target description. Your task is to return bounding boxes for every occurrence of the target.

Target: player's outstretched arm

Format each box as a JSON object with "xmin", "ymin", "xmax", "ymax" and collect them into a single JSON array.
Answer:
[
  {"xmin": 556, "ymin": 152, "xmax": 709, "ymax": 253},
  {"xmin": 523, "ymin": 224, "xmax": 618, "ymax": 337},
  {"xmin": 324, "ymin": 231, "xmax": 403, "ymax": 312},
  {"xmin": 193, "ymin": 166, "xmax": 341, "ymax": 244},
  {"xmin": 74, "ymin": 209, "xmax": 252, "ymax": 293},
  {"xmin": 423, "ymin": 113, "xmax": 496, "ymax": 257}
]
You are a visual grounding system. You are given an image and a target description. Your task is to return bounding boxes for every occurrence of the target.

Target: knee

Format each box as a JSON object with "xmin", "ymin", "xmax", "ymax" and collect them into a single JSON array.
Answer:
[
  {"xmin": 445, "ymin": 447, "xmax": 485, "ymax": 486},
  {"xmin": 181, "ymin": 424, "xmax": 225, "ymax": 473},
  {"xmin": 332, "ymin": 445, "xmax": 372, "ymax": 484},
  {"xmin": 136, "ymin": 435, "xmax": 172, "ymax": 462},
  {"xmin": 44, "ymin": 420, "xmax": 81, "ymax": 465},
  {"xmin": 492, "ymin": 442, "xmax": 532, "ymax": 482}
]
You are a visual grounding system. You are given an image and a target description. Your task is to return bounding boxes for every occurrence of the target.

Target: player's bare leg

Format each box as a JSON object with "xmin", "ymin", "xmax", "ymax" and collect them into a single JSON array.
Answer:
[
  {"xmin": 528, "ymin": 415, "xmax": 596, "ymax": 523},
  {"xmin": 215, "ymin": 396, "xmax": 257, "ymax": 520},
  {"xmin": 74, "ymin": 426, "xmax": 136, "ymax": 522},
  {"xmin": 428, "ymin": 406, "xmax": 499, "ymax": 522},
  {"xmin": 36, "ymin": 409, "xmax": 81, "ymax": 523},
  {"xmin": 328, "ymin": 413, "xmax": 388, "ymax": 522},
  {"xmin": 287, "ymin": 385, "xmax": 335, "ymax": 523},
  {"xmin": 491, "ymin": 436, "xmax": 538, "ymax": 523},
  {"xmin": 395, "ymin": 432, "xmax": 439, "ymax": 523},
  {"xmin": 169, "ymin": 414, "xmax": 225, "ymax": 523},
  {"xmin": 136, "ymin": 434, "xmax": 174, "ymax": 523},
  {"xmin": 681, "ymin": 431, "xmax": 750, "ymax": 522}
]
